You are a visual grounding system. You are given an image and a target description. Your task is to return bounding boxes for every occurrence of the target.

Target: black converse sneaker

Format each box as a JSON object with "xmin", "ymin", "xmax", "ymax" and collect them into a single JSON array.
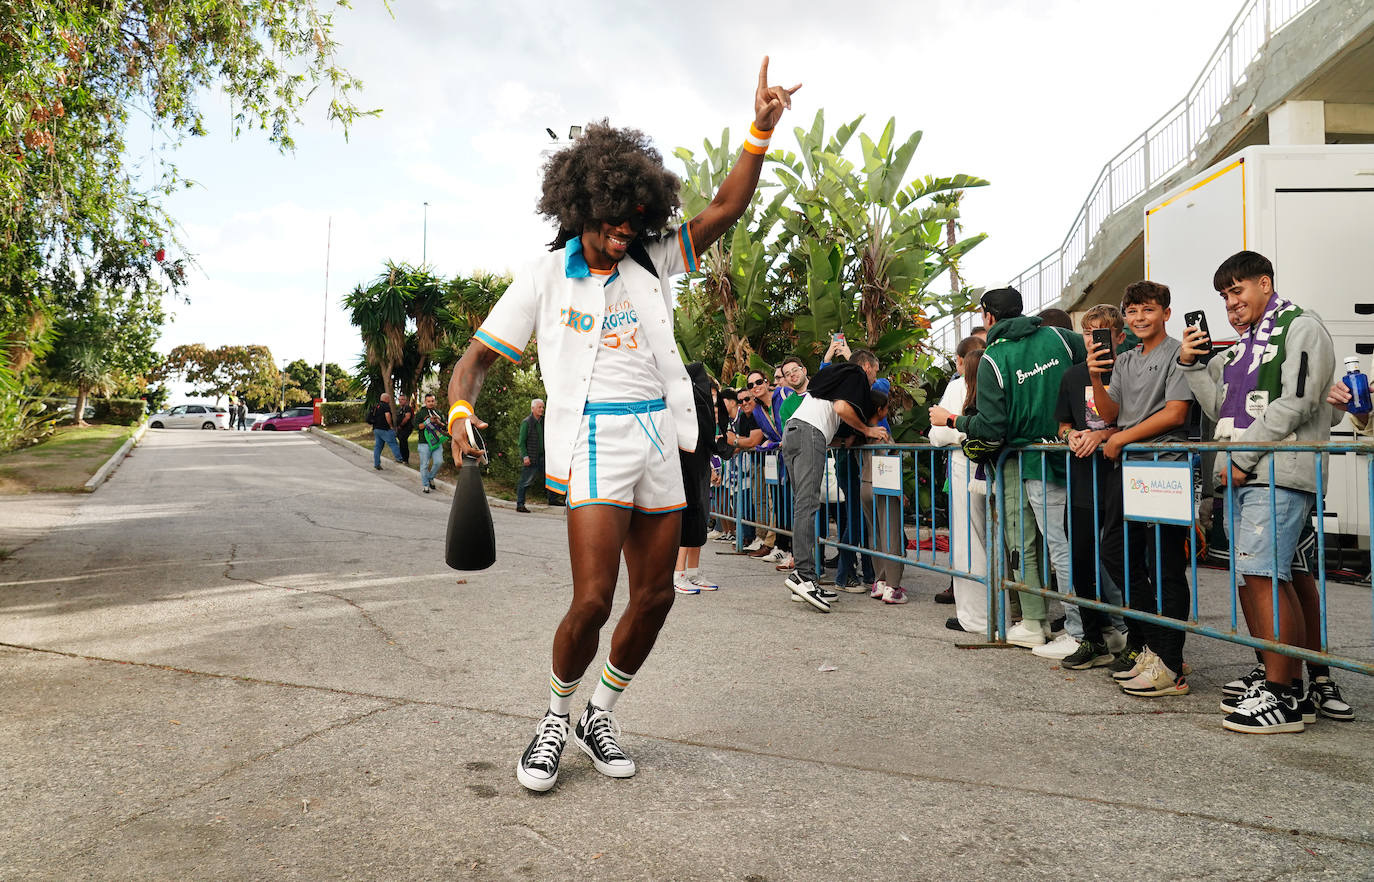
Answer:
[
  {"xmin": 574, "ymin": 703, "xmax": 636, "ymax": 778},
  {"xmin": 1222, "ymin": 684, "xmax": 1306, "ymax": 735},
  {"xmin": 1221, "ymin": 662, "xmax": 1266, "ymax": 698},
  {"xmin": 516, "ymin": 711, "xmax": 570, "ymax": 792}
]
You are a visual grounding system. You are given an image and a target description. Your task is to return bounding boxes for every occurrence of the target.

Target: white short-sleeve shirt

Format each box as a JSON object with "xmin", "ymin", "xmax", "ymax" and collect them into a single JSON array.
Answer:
[{"xmin": 473, "ymin": 226, "xmax": 699, "ymax": 495}]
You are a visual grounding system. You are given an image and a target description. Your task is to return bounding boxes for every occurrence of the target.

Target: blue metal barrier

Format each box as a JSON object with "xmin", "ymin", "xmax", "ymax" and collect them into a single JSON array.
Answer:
[
  {"xmin": 996, "ymin": 441, "xmax": 1373, "ymax": 677},
  {"xmin": 707, "ymin": 444, "xmax": 999, "ymax": 640}
]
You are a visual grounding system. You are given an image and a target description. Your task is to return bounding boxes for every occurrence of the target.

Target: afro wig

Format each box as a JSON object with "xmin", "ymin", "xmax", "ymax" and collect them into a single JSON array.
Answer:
[{"xmin": 537, "ymin": 121, "xmax": 682, "ymax": 251}]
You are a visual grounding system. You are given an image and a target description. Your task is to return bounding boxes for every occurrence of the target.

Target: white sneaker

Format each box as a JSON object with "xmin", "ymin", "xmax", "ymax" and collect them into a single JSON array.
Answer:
[
  {"xmin": 706, "ymin": 528, "xmax": 724, "ymax": 540},
  {"xmin": 687, "ymin": 573, "xmax": 719, "ymax": 591},
  {"xmin": 673, "ymin": 574, "xmax": 700, "ymax": 595},
  {"xmin": 761, "ymin": 547, "xmax": 787, "ymax": 563},
  {"xmin": 1006, "ymin": 620, "xmax": 1047, "ymax": 648},
  {"xmin": 743, "ymin": 538, "xmax": 764, "ymax": 553},
  {"xmin": 1032, "ymin": 632, "xmax": 1081, "ymax": 660},
  {"xmin": 773, "ymin": 552, "xmax": 794, "ymax": 571}
]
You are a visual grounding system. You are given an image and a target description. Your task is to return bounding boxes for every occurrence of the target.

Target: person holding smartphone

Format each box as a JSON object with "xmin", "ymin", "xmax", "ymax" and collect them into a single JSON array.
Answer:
[{"xmin": 1089, "ymin": 280, "xmax": 1195, "ymax": 698}]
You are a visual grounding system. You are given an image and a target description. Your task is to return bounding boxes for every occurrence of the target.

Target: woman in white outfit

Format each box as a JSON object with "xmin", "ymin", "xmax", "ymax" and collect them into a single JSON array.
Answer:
[{"xmin": 929, "ymin": 338, "xmax": 989, "ymax": 634}]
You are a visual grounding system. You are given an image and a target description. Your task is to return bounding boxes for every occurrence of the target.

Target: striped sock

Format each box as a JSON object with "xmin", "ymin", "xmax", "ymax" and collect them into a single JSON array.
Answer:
[
  {"xmin": 548, "ymin": 669, "xmax": 581, "ymax": 716},
  {"xmin": 590, "ymin": 660, "xmax": 634, "ymax": 711}
]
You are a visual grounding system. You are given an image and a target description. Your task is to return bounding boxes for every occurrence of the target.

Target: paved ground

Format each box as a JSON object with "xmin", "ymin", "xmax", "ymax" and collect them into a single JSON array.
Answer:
[{"xmin": 1, "ymin": 430, "xmax": 1372, "ymax": 881}]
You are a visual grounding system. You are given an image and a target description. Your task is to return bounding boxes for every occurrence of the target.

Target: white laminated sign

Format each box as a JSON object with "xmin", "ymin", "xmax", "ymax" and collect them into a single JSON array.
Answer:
[{"xmin": 1121, "ymin": 460, "xmax": 1193, "ymax": 526}]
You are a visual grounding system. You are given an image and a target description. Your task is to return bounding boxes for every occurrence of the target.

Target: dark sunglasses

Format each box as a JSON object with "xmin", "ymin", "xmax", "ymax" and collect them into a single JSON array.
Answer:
[
  {"xmin": 749, "ymin": 378, "xmax": 768, "ymax": 387},
  {"xmin": 739, "ymin": 397, "xmax": 754, "ymax": 404},
  {"xmin": 604, "ymin": 214, "xmax": 646, "ymax": 232}
]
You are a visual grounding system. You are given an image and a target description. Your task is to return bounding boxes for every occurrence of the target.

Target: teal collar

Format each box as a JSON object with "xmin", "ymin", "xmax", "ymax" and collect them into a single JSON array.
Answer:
[
  {"xmin": 564, "ymin": 236, "xmax": 590, "ymax": 279},
  {"xmin": 564, "ymin": 235, "xmax": 618, "ymax": 285}
]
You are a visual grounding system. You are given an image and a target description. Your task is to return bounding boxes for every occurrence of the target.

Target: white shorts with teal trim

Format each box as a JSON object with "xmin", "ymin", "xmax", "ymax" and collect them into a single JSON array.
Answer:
[{"xmin": 565, "ymin": 399, "xmax": 685, "ymax": 513}]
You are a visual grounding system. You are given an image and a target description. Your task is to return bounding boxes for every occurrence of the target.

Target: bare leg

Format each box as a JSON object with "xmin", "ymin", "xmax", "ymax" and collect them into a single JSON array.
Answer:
[
  {"xmin": 1289, "ymin": 571, "xmax": 1323, "ymax": 655},
  {"xmin": 609, "ymin": 510, "xmax": 683, "ymax": 673},
  {"xmin": 1239, "ymin": 574, "xmax": 1306, "ymax": 685},
  {"xmin": 551, "ymin": 505, "xmax": 633, "ymax": 682}
]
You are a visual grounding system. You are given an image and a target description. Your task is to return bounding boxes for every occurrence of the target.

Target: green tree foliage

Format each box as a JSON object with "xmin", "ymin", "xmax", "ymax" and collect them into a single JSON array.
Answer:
[
  {"xmin": 1, "ymin": 0, "xmax": 373, "ymax": 444},
  {"xmin": 160, "ymin": 343, "xmax": 278, "ymax": 407},
  {"xmin": 675, "ymin": 112, "xmax": 988, "ymax": 438},
  {"xmin": 281, "ymin": 358, "xmax": 359, "ymax": 405},
  {"xmin": 43, "ymin": 282, "xmax": 163, "ymax": 424}
]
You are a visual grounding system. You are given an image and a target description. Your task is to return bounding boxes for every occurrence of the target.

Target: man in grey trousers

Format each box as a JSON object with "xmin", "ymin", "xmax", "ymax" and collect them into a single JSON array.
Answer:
[{"xmin": 781, "ymin": 349, "xmax": 887, "ymax": 612}]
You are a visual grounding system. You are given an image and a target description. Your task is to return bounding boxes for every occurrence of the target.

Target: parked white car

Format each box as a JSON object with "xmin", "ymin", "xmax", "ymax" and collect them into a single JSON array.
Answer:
[{"xmin": 147, "ymin": 404, "xmax": 231, "ymax": 430}]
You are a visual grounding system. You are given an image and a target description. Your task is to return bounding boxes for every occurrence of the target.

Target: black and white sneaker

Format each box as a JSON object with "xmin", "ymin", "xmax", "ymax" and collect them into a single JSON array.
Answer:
[
  {"xmin": 1219, "ymin": 680, "xmax": 1262, "ymax": 715},
  {"xmin": 1218, "ymin": 680, "xmax": 1313, "ymax": 721},
  {"xmin": 785, "ymin": 572, "xmax": 831, "ymax": 612},
  {"xmin": 516, "ymin": 711, "xmax": 570, "ymax": 792},
  {"xmin": 1221, "ymin": 662, "xmax": 1266, "ymax": 698},
  {"xmin": 574, "ymin": 703, "xmax": 636, "ymax": 778},
  {"xmin": 1222, "ymin": 684, "xmax": 1305, "ymax": 734},
  {"xmin": 1297, "ymin": 684, "xmax": 1318, "ymax": 725},
  {"xmin": 1310, "ymin": 676, "xmax": 1355, "ymax": 721}
]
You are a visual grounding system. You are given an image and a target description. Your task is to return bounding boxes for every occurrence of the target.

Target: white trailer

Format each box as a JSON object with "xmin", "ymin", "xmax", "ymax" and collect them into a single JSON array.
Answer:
[{"xmin": 1144, "ymin": 144, "xmax": 1374, "ymax": 547}]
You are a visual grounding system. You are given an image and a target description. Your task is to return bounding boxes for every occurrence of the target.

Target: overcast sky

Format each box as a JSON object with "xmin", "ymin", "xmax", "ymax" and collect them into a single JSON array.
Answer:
[{"xmin": 148, "ymin": 0, "xmax": 1243, "ymax": 383}]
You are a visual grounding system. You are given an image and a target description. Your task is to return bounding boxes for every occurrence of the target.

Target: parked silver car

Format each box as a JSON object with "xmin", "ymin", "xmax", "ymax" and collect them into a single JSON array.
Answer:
[{"xmin": 147, "ymin": 404, "xmax": 231, "ymax": 430}]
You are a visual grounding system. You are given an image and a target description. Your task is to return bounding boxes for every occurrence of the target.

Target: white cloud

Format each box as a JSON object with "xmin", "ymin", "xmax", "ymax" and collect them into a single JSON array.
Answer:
[{"xmin": 152, "ymin": 0, "xmax": 1245, "ymax": 373}]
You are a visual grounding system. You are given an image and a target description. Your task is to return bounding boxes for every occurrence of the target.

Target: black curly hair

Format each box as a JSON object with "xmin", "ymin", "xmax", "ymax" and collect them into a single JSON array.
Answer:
[{"xmin": 537, "ymin": 121, "xmax": 682, "ymax": 251}]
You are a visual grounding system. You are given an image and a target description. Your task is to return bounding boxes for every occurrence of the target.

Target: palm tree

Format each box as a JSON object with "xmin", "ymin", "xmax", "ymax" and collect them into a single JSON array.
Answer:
[
  {"xmin": 49, "ymin": 338, "xmax": 116, "ymax": 426},
  {"xmin": 345, "ymin": 263, "xmax": 412, "ymax": 404}
]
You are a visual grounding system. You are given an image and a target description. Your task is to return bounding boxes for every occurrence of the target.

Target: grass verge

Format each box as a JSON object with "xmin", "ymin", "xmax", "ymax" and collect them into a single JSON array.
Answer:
[{"xmin": 0, "ymin": 424, "xmax": 138, "ymax": 494}]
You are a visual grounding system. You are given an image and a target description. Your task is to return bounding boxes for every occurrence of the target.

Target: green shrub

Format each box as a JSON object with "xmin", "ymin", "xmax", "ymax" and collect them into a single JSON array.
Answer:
[
  {"xmin": 322, "ymin": 400, "xmax": 366, "ymax": 425},
  {"xmin": 91, "ymin": 398, "xmax": 147, "ymax": 425},
  {"xmin": 463, "ymin": 362, "xmax": 546, "ymax": 486}
]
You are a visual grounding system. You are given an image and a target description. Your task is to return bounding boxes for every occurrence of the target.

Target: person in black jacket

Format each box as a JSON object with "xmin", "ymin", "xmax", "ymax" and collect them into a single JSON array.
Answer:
[
  {"xmin": 369, "ymin": 393, "xmax": 403, "ymax": 469},
  {"xmin": 394, "ymin": 393, "xmax": 416, "ymax": 464}
]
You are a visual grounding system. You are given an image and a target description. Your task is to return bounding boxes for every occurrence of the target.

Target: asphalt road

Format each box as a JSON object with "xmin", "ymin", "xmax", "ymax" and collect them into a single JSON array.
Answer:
[{"xmin": 1, "ymin": 429, "xmax": 1372, "ymax": 881}]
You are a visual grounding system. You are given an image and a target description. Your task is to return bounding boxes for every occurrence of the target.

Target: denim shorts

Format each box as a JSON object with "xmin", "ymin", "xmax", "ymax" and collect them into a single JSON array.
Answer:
[{"xmin": 1225, "ymin": 484, "xmax": 1314, "ymax": 582}]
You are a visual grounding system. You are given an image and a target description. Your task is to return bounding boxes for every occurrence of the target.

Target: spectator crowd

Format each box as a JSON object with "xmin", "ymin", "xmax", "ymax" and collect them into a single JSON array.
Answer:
[{"xmin": 697, "ymin": 249, "xmax": 1357, "ymax": 736}]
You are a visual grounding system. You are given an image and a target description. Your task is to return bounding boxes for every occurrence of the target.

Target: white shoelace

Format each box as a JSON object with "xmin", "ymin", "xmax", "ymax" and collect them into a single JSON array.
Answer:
[
  {"xmin": 1234, "ymin": 682, "xmax": 1275, "ymax": 713},
  {"xmin": 688, "ymin": 574, "xmax": 716, "ymax": 588},
  {"xmin": 584, "ymin": 708, "xmax": 626, "ymax": 759},
  {"xmin": 526, "ymin": 715, "xmax": 568, "ymax": 769}
]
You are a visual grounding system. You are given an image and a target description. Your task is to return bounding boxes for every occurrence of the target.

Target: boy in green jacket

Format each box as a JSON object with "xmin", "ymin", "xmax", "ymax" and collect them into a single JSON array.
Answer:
[{"xmin": 930, "ymin": 287, "xmax": 1086, "ymax": 646}]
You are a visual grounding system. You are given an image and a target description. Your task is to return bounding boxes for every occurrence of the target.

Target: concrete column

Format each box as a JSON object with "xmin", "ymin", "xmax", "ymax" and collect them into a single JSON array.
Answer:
[{"xmin": 1268, "ymin": 100, "xmax": 1326, "ymax": 145}]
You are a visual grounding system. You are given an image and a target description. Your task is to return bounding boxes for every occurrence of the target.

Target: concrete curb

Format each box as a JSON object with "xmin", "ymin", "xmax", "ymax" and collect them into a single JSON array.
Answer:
[
  {"xmin": 83, "ymin": 420, "xmax": 150, "ymax": 492},
  {"xmin": 306, "ymin": 426, "xmax": 540, "ymax": 512}
]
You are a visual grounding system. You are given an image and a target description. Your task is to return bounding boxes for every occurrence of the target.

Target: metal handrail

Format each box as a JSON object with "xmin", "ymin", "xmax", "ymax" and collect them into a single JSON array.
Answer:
[{"xmin": 927, "ymin": 0, "xmax": 1318, "ymax": 355}]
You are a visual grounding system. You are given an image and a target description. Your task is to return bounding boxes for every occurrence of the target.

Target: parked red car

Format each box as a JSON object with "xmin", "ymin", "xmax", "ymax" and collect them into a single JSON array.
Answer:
[{"xmin": 251, "ymin": 406, "xmax": 316, "ymax": 431}]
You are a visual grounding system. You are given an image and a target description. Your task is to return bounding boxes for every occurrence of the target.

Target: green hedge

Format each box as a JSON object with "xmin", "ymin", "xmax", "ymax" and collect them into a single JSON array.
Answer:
[
  {"xmin": 322, "ymin": 400, "xmax": 366, "ymax": 425},
  {"xmin": 91, "ymin": 398, "xmax": 147, "ymax": 425}
]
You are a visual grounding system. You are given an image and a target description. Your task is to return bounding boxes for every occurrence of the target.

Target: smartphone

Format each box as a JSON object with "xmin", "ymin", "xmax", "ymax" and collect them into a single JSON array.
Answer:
[
  {"xmin": 1184, "ymin": 310, "xmax": 1211, "ymax": 344},
  {"xmin": 831, "ymin": 332, "xmax": 845, "ymax": 343},
  {"xmin": 1090, "ymin": 327, "xmax": 1115, "ymax": 385}
]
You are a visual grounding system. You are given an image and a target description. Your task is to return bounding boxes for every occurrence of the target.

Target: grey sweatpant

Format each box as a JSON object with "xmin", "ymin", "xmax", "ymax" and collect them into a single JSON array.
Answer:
[{"xmin": 782, "ymin": 420, "xmax": 827, "ymax": 582}]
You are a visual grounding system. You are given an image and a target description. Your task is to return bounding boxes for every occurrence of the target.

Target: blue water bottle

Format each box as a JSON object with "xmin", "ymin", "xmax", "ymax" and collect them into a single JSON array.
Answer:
[{"xmin": 1342, "ymin": 356, "xmax": 1372, "ymax": 415}]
